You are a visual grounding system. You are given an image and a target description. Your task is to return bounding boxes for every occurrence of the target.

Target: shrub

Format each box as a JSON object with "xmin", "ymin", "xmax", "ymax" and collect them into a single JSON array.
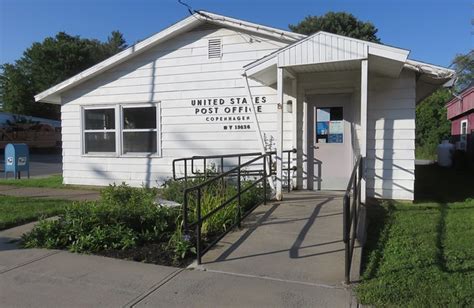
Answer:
[
  {"xmin": 23, "ymin": 183, "xmax": 180, "ymax": 253},
  {"xmin": 161, "ymin": 172, "xmax": 266, "ymax": 241},
  {"xmin": 23, "ymin": 177, "xmax": 266, "ymax": 264}
]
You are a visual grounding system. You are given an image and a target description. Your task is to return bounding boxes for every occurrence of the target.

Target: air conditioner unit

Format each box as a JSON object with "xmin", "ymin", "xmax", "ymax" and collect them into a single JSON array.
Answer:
[{"xmin": 455, "ymin": 141, "xmax": 467, "ymax": 151}]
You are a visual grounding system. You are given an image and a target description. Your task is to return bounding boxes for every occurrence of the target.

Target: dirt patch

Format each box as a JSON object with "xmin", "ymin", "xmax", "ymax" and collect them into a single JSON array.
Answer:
[{"xmin": 96, "ymin": 242, "xmax": 194, "ymax": 268}]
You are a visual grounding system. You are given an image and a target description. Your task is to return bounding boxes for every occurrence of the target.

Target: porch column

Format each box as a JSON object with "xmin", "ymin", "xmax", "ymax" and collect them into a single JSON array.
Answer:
[
  {"xmin": 276, "ymin": 67, "xmax": 284, "ymax": 200},
  {"xmin": 291, "ymin": 78, "xmax": 298, "ymax": 189},
  {"xmin": 360, "ymin": 59, "xmax": 368, "ymax": 203}
]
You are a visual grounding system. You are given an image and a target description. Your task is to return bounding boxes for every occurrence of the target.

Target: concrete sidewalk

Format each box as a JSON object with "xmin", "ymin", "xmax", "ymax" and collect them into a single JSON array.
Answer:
[
  {"xmin": 0, "ymin": 247, "xmax": 355, "ymax": 307},
  {"xmin": 0, "ymin": 190, "xmax": 359, "ymax": 307},
  {"xmin": 0, "ymin": 185, "xmax": 100, "ymax": 201},
  {"xmin": 200, "ymin": 191, "xmax": 357, "ymax": 286}
]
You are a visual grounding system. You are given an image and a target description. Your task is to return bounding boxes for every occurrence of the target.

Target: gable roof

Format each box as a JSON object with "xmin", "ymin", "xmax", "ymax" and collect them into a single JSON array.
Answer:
[
  {"xmin": 244, "ymin": 31, "xmax": 410, "ymax": 72},
  {"xmin": 242, "ymin": 31, "xmax": 454, "ymax": 103},
  {"xmin": 35, "ymin": 11, "xmax": 305, "ymax": 104},
  {"xmin": 244, "ymin": 30, "xmax": 454, "ymax": 80}
]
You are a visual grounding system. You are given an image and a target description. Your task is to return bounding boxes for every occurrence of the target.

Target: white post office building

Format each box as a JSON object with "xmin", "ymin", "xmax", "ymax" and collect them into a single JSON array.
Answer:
[{"xmin": 36, "ymin": 11, "xmax": 454, "ymax": 201}]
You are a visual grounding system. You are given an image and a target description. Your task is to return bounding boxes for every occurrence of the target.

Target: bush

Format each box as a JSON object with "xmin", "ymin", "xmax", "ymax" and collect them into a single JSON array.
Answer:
[
  {"xmin": 161, "ymin": 173, "xmax": 265, "ymax": 241},
  {"xmin": 23, "ymin": 183, "xmax": 180, "ymax": 253},
  {"xmin": 23, "ymin": 176, "xmax": 266, "ymax": 265}
]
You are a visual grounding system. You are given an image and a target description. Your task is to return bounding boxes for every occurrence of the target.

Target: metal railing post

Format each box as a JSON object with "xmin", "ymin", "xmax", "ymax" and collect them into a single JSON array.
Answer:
[
  {"xmin": 196, "ymin": 188, "xmax": 202, "ymax": 265},
  {"xmin": 237, "ymin": 156, "xmax": 242, "ymax": 228},
  {"xmin": 184, "ymin": 160, "xmax": 188, "ymax": 185},
  {"xmin": 172, "ymin": 160, "xmax": 176, "ymax": 180},
  {"xmin": 183, "ymin": 190, "xmax": 189, "ymax": 237},
  {"xmin": 263, "ymin": 155, "xmax": 267, "ymax": 205},
  {"xmin": 287, "ymin": 150, "xmax": 291, "ymax": 193},
  {"xmin": 343, "ymin": 194, "xmax": 351, "ymax": 285}
]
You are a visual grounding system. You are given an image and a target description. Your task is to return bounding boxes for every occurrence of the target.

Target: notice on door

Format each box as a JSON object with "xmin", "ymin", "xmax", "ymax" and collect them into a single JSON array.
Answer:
[{"xmin": 316, "ymin": 107, "xmax": 343, "ymax": 144}]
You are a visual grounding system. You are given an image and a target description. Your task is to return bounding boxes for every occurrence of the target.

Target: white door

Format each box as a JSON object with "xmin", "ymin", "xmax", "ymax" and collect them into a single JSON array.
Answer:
[{"xmin": 307, "ymin": 94, "xmax": 353, "ymax": 190}]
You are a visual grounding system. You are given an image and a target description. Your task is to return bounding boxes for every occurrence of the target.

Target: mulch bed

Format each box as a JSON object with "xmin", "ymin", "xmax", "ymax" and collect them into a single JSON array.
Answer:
[{"xmin": 96, "ymin": 243, "xmax": 194, "ymax": 268}]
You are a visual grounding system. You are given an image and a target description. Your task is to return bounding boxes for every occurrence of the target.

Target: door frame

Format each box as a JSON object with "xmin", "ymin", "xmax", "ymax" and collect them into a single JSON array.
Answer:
[{"xmin": 302, "ymin": 88, "xmax": 355, "ymax": 190}]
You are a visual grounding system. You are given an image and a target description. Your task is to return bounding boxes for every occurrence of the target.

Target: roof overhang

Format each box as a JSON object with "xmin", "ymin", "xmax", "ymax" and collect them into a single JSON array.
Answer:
[
  {"xmin": 404, "ymin": 59, "xmax": 456, "ymax": 103},
  {"xmin": 244, "ymin": 31, "xmax": 411, "ymax": 85},
  {"xmin": 243, "ymin": 31, "xmax": 455, "ymax": 103},
  {"xmin": 35, "ymin": 11, "xmax": 304, "ymax": 104}
]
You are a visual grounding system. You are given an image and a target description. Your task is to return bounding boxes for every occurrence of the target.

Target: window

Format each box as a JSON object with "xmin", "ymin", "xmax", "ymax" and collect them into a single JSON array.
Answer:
[
  {"xmin": 315, "ymin": 107, "xmax": 343, "ymax": 144},
  {"xmin": 83, "ymin": 108, "xmax": 116, "ymax": 154},
  {"xmin": 460, "ymin": 120, "xmax": 468, "ymax": 150},
  {"xmin": 461, "ymin": 120, "xmax": 468, "ymax": 136},
  {"xmin": 122, "ymin": 106, "xmax": 158, "ymax": 154},
  {"xmin": 82, "ymin": 103, "xmax": 160, "ymax": 156}
]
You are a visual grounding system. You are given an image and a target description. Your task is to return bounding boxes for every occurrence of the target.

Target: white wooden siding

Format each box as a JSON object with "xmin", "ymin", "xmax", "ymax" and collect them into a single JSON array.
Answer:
[
  {"xmin": 366, "ymin": 70, "xmax": 416, "ymax": 200},
  {"xmin": 60, "ymin": 26, "xmax": 292, "ymax": 187}
]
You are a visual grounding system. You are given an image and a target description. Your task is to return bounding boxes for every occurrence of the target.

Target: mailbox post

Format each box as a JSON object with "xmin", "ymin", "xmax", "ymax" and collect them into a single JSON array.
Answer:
[{"xmin": 4, "ymin": 143, "xmax": 30, "ymax": 179}]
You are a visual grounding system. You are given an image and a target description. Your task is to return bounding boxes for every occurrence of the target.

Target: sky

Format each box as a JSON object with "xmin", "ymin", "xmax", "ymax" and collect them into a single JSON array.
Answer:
[{"xmin": 0, "ymin": 0, "xmax": 472, "ymax": 67}]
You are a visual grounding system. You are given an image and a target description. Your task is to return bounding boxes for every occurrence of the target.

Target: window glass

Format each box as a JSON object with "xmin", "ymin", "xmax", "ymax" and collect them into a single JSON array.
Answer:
[
  {"xmin": 316, "ymin": 107, "xmax": 343, "ymax": 144},
  {"xmin": 461, "ymin": 121, "xmax": 467, "ymax": 135},
  {"xmin": 123, "ymin": 132, "xmax": 157, "ymax": 153},
  {"xmin": 84, "ymin": 132, "xmax": 116, "ymax": 153},
  {"xmin": 84, "ymin": 109, "xmax": 115, "ymax": 130},
  {"xmin": 123, "ymin": 107, "xmax": 156, "ymax": 129},
  {"xmin": 122, "ymin": 106, "xmax": 158, "ymax": 154}
]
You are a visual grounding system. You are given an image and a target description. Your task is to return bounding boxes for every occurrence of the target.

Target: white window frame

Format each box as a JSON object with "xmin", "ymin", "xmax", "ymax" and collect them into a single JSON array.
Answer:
[
  {"xmin": 81, "ymin": 106, "xmax": 119, "ymax": 157},
  {"xmin": 460, "ymin": 119, "xmax": 468, "ymax": 136},
  {"xmin": 81, "ymin": 102, "xmax": 161, "ymax": 158},
  {"xmin": 120, "ymin": 103, "xmax": 161, "ymax": 157}
]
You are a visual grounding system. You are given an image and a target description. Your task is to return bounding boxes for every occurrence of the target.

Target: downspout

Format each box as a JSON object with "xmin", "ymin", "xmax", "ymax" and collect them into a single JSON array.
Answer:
[{"xmin": 242, "ymin": 73, "xmax": 276, "ymax": 191}]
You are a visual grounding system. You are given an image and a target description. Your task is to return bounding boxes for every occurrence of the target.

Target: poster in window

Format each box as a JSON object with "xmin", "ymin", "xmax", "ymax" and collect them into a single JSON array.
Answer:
[
  {"xmin": 317, "ymin": 108, "xmax": 331, "ymax": 122},
  {"xmin": 328, "ymin": 120, "xmax": 343, "ymax": 143},
  {"xmin": 328, "ymin": 134, "xmax": 343, "ymax": 143},
  {"xmin": 316, "ymin": 107, "xmax": 344, "ymax": 144},
  {"xmin": 316, "ymin": 121, "xmax": 329, "ymax": 135},
  {"xmin": 329, "ymin": 121, "xmax": 343, "ymax": 134}
]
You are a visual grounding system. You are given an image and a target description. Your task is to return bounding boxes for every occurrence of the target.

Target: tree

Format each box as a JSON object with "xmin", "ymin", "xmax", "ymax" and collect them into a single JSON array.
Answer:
[
  {"xmin": 414, "ymin": 50, "xmax": 474, "ymax": 159},
  {"xmin": 452, "ymin": 50, "xmax": 473, "ymax": 91},
  {"xmin": 289, "ymin": 12, "xmax": 380, "ymax": 42},
  {"xmin": 0, "ymin": 31, "xmax": 127, "ymax": 119},
  {"xmin": 415, "ymin": 89, "xmax": 452, "ymax": 159}
]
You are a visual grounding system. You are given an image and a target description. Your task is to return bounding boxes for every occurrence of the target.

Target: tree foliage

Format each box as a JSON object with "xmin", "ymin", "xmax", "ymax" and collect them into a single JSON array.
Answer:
[
  {"xmin": 452, "ymin": 50, "xmax": 473, "ymax": 92},
  {"xmin": 415, "ymin": 89, "xmax": 452, "ymax": 159},
  {"xmin": 289, "ymin": 11, "xmax": 380, "ymax": 42},
  {"xmin": 0, "ymin": 31, "xmax": 127, "ymax": 119},
  {"xmin": 415, "ymin": 50, "xmax": 473, "ymax": 159}
]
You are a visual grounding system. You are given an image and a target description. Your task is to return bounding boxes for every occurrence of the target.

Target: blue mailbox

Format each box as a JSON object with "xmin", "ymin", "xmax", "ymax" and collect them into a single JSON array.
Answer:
[{"xmin": 4, "ymin": 143, "xmax": 30, "ymax": 179}]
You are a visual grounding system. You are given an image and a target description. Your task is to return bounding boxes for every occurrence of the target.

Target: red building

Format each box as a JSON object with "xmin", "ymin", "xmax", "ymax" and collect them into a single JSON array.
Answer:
[{"xmin": 446, "ymin": 84, "xmax": 474, "ymax": 159}]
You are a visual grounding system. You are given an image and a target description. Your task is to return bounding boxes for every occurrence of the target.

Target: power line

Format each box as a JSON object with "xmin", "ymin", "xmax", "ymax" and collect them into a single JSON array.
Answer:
[{"xmin": 177, "ymin": 0, "xmax": 193, "ymax": 15}]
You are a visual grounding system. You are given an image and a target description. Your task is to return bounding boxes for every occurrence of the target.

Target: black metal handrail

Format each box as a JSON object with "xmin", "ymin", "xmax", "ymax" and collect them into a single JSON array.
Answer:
[
  {"xmin": 180, "ymin": 149, "xmax": 297, "ymax": 264},
  {"xmin": 172, "ymin": 149, "xmax": 297, "ymax": 192},
  {"xmin": 172, "ymin": 151, "xmax": 263, "ymax": 181},
  {"xmin": 343, "ymin": 155, "xmax": 363, "ymax": 284}
]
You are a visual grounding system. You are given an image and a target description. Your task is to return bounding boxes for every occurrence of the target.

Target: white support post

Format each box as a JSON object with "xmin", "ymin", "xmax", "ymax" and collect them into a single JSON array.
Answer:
[
  {"xmin": 276, "ymin": 67, "xmax": 284, "ymax": 200},
  {"xmin": 291, "ymin": 78, "xmax": 298, "ymax": 189},
  {"xmin": 360, "ymin": 59, "xmax": 368, "ymax": 203}
]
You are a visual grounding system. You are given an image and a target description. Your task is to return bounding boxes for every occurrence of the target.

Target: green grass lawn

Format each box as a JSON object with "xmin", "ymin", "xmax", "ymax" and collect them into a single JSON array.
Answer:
[
  {"xmin": 0, "ymin": 196, "xmax": 72, "ymax": 230},
  {"xmin": 357, "ymin": 164, "xmax": 474, "ymax": 307},
  {"xmin": 0, "ymin": 175, "xmax": 100, "ymax": 190},
  {"xmin": 0, "ymin": 175, "xmax": 64, "ymax": 188}
]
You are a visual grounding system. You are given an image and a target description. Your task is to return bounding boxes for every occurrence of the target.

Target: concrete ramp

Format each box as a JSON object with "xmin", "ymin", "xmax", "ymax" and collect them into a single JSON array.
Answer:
[{"xmin": 199, "ymin": 190, "xmax": 361, "ymax": 288}]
